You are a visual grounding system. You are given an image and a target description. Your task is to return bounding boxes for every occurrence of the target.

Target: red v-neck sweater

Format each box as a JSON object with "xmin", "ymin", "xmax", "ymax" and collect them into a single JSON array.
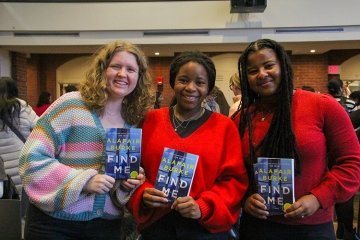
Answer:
[
  {"xmin": 127, "ymin": 108, "xmax": 249, "ymax": 233},
  {"xmin": 233, "ymin": 89, "xmax": 360, "ymax": 225}
]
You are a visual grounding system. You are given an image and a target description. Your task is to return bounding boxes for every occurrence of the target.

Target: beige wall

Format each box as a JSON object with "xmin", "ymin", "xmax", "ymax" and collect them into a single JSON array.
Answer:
[{"xmin": 1, "ymin": 0, "xmax": 360, "ymax": 48}]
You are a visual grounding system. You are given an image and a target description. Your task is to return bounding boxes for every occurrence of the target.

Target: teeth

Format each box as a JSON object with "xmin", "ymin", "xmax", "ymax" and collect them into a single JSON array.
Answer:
[{"xmin": 184, "ymin": 96, "xmax": 196, "ymax": 100}]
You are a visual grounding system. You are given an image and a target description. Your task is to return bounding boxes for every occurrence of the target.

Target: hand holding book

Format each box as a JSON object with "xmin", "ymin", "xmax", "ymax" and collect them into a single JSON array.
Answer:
[
  {"xmin": 142, "ymin": 187, "xmax": 169, "ymax": 208},
  {"xmin": 171, "ymin": 196, "xmax": 201, "ymax": 219},
  {"xmin": 284, "ymin": 194, "xmax": 321, "ymax": 219},
  {"xmin": 120, "ymin": 168, "xmax": 146, "ymax": 192},
  {"xmin": 83, "ymin": 174, "xmax": 116, "ymax": 194},
  {"xmin": 243, "ymin": 193, "xmax": 270, "ymax": 219}
]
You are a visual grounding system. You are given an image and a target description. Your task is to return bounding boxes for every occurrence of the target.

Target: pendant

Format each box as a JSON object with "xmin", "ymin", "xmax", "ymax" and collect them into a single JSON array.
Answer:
[{"xmin": 261, "ymin": 117, "xmax": 266, "ymax": 121}]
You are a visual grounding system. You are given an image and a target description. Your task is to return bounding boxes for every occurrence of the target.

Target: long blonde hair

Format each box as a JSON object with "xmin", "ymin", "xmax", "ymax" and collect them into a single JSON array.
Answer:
[{"xmin": 80, "ymin": 40, "xmax": 155, "ymax": 125}]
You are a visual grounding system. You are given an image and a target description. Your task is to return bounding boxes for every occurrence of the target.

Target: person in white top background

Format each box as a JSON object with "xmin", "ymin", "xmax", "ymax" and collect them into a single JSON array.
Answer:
[
  {"xmin": 228, "ymin": 73, "xmax": 242, "ymax": 117},
  {"xmin": 0, "ymin": 76, "xmax": 38, "ymax": 196}
]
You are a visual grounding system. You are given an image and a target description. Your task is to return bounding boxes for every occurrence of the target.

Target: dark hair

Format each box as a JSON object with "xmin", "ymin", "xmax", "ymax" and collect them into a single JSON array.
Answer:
[
  {"xmin": 301, "ymin": 85, "xmax": 315, "ymax": 92},
  {"xmin": 327, "ymin": 79, "xmax": 343, "ymax": 96},
  {"xmin": 36, "ymin": 91, "xmax": 51, "ymax": 107},
  {"xmin": 349, "ymin": 90, "xmax": 360, "ymax": 106},
  {"xmin": 169, "ymin": 51, "xmax": 216, "ymax": 92},
  {"xmin": 65, "ymin": 84, "xmax": 78, "ymax": 93},
  {"xmin": 0, "ymin": 76, "xmax": 22, "ymax": 130},
  {"xmin": 238, "ymin": 39, "xmax": 300, "ymax": 185}
]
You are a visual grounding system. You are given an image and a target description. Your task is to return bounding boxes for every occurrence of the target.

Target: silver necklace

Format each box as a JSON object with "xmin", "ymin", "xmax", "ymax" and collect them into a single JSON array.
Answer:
[
  {"xmin": 260, "ymin": 111, "xmax": 272, "ymax": 121},
  {"xmin": 172, "ymin": 107, "xmax": 204, "ymax": 132}
]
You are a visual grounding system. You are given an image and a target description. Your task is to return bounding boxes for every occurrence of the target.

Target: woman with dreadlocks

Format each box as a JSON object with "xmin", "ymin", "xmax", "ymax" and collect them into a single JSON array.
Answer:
[{"xmin": 232, "ymin": 39, "xmax": 360, "ymax": 240}]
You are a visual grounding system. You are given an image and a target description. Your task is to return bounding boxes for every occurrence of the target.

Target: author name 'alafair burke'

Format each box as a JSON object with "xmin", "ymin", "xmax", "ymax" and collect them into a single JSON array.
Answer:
[
  {"xmin": 256, "ymin": 168, "xmax": 292, "ymax": 182},
  {"xmin": 107, "ymin": 137, "xmax": 140, "ymax": 151},
  {"xmin": 160, "ymin": 157, "xmax": 196, "ymax": 175}
]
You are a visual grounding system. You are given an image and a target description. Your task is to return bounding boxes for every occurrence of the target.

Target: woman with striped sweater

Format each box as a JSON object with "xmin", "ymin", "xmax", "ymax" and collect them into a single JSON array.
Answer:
[{"xmin": 19, "ymin": 40, "xmax": 154, "ymax": 240}]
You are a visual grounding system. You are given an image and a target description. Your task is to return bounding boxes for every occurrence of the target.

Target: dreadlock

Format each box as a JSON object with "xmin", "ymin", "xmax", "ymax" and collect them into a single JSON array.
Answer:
[{"xmin": 238, "ymin": 39, "xmax": 300, "ymax": 190}]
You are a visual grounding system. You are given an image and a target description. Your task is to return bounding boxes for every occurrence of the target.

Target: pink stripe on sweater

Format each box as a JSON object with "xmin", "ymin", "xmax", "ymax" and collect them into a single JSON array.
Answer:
[{"xmin": 59, "ymin": 142, "xmax": 103, "ymax": 152}]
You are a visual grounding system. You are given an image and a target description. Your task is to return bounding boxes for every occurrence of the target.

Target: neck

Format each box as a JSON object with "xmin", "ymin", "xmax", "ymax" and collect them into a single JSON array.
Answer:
[
  {"xmin": 103, "ymin": 99, "xmax": 122, "ymax": 116},
  {"xmin": 174, "ymin": 105, "xmax": 204, "ymax": 121},
  {"xmin": 255, "ymin": 95, "xmax": 277, "ymax": 111}
]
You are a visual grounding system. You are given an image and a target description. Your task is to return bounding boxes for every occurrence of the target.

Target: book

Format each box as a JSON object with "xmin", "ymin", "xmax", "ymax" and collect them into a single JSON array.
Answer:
[
  {"xmin": 105, "ymin": 128, "xmax": 142, "ymax": 179},
  {"xmin": 154, "ymin": 147, "xmax": 199, "ymax": 202},
  {"xmin": 253, "ymin": 157, "xmax": 295, "ymax": 215}
]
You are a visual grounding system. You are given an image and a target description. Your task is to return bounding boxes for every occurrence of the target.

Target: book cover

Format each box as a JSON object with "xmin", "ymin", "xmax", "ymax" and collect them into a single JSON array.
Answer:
[
  {"xmin": 105, "ymin": 128, "xmax": 142, "ymax": 179},
  {"xmin": 154, "ymin": 147, "xmax": 199, "ymax": 202},
  {"xmin": 254, "ymin": 157, "xmax": 295, "ymax": 215}
]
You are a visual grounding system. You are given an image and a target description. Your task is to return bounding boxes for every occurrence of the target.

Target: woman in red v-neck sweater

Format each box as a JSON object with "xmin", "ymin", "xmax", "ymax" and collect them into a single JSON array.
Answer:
[
  {"xmin": 233, "ymin": 39, "xmax": 360, "ymax": 240},
  {"xmin": 127, "ymin": 51, "xmax": 248, "ymax": 239}
]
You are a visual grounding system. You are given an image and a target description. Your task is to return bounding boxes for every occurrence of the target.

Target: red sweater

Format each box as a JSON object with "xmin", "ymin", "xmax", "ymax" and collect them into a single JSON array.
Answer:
[
  {"xmin": 34, "ymin": 103, "xmax": 51, "ymax": 116},
  {"xmin": 127, "ymin": 108, "xmax": 248, "ymax": 233},
  {"xmin": 233, "ymin": 89, "xmax": 360, "ymax": 225}
]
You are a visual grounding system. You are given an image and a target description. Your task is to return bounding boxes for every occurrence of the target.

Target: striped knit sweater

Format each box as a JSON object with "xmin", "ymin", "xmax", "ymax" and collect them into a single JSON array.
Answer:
[{"xmin": 19, "ymin": 92, "xmax": 131, "ymax": 221}]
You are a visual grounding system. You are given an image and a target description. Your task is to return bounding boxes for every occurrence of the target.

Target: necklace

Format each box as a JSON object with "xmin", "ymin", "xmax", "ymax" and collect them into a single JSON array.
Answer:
[
  {"xmin": 260, "ymin": 111, "xmax": 272, "ymax": 121},
  {"xmin": 172, "ymin": 106, "xmax": 204, "ymax": 131}
]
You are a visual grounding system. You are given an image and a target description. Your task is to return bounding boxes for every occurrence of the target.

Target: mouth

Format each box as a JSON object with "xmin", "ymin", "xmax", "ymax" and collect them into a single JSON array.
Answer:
[
  {"xmin": 182, "ymin": 95, "xmax": 199, "ymax": 102},
  {"xmin": 257, "ymin": 78, "xmax": 273, "ymax": 87},
  {"xmin": 114, "ymin": 79, "xmax": 128, "ymax": 86}
]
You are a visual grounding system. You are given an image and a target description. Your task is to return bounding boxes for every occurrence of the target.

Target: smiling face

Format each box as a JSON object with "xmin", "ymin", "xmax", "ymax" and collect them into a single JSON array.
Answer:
[
  {"xmin": 174, "ymin": 61, "xmax": 209, "ymax": 116},
  {"xmin": 246, "ymin": 48, "xmax": 281, "ymax": 98},
  {"xmin": 105, "ymin": 51, "xmax": 139, "ymax": 101}
]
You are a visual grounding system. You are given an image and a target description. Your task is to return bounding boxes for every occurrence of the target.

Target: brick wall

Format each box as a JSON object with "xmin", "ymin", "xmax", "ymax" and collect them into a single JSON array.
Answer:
[
  {"xmin": 10, "ymin": 50, "xmax": 358, "ymax": 108},
  {"xmin": 291, "ymin": 54, "xmax": 328, "ymax": 93},
  {"xmin": 11, "ymin": 52, "xmax": 28, "ymax": 101},
  {"xmin": 148, "ymin": 57, "xmax": 173, "ymax": 107}
]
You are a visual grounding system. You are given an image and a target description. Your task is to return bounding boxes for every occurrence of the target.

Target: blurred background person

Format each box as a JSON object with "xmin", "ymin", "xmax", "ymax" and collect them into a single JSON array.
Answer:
[
  {"xmin": 301, "ymin": 85, "xmax": 316, "ymax": 92},
  {"xmin": 0, "ymin": 76, "xmax": 38, "ymax": 196},
  {"xmin": 64, "ymin": 84, "xmax": 78, "ymax": 93},
  {"xmin": 327, "ymin": 79, "xmax": 356, "ymax": 114},
  {"xmin": 33, "ymin": 91, "xmax": 52, "ymax": 116},
  {"xmin": 228, "ymin": 73, "xmax": 242, "ymax": 117},
  {"xmin": 350, "ymin": 91, "xmax": 360, "ymax": 141},
  {"xmin": 202, "ymin": 85, "xmax": 229, "ymax": 116}
]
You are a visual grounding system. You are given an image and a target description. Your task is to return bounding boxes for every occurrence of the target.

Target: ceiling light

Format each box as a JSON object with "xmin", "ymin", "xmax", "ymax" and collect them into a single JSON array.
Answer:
[
  {"xmin": 310, "ymin": 49, "xmax": 316, "ymax": 53},
  {"xmin": 155, "ymin": 52, "xmax": 160, "ymax": 56}
]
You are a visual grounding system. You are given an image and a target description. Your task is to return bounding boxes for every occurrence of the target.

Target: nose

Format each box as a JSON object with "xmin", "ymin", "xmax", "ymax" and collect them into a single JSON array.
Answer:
[
  {"xmin": 185, "ymin": 81, "xmax": 196, "ymax": 91},
  {"xmin": 258, "ymin": 68, "xmax": 268, "ymax": 79},
  {"xmin": 117, "ymin": 67, "xmax": 126, "ymax": 76}
]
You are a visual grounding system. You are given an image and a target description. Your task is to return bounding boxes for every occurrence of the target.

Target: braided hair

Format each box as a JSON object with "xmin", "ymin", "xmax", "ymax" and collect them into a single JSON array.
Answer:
[{"xmin": 238, "ymin": 39, "xmax": 300, "ymax": 189}]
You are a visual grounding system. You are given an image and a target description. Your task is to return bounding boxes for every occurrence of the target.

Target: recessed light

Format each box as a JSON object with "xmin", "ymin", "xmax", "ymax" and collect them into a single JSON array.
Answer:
[
  {"xmin": 155, "ymin": 52, "xmax": 160, "ymax": 56},
  {"xmin": 310, "ymin": 49, "xmax": 316, "ymax": 53}
]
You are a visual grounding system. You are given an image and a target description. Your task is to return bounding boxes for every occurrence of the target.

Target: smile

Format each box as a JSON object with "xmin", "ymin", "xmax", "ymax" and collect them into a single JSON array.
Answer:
[
  {"xmin": 114, "ymin": 79, "xmax": 128, "ymax": 86},
  {"xmin": 182, "ymin": 95, "xmax": 199, "ymax": 101},
  {"xmin": 257, "ymin": 78, "xmax": 273, "ymax": 87}
]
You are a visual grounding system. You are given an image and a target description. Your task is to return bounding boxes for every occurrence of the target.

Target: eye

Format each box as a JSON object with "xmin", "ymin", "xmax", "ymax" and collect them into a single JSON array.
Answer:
[
  {"xmin": 247, "ymin": 68, "xmax": 258, "ymax": 75},
  {"xmin": 127, "ymin": 67, "xmax": 138, "ymax": 73},
  {"xmin": 177, "ymin": 77, "xmax": 188, "ymax": 84},
  {"xmin": 196, "ymin": 79, "xmax": 207, "ymax": 85},
  {"xmin": 109, "ymin": 64, "xmax": 120, "ymax": 70},
  {"xmin": 264, "ymin": 63, "xmax": 275, "ymax": 70}
]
